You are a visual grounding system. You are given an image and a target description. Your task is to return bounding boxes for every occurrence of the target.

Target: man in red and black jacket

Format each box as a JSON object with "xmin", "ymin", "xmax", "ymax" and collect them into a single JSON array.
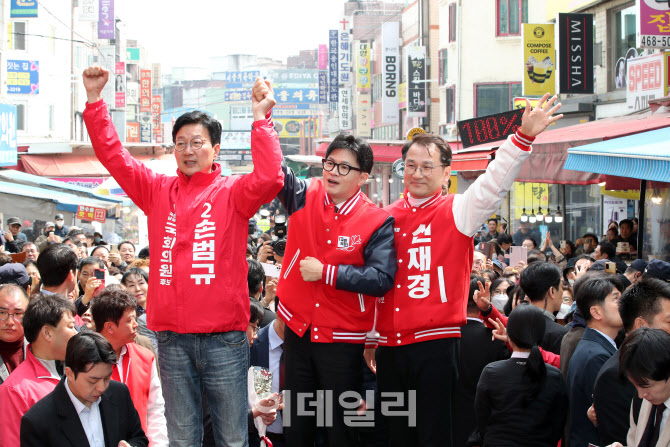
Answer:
[
  {"xmin": 365, "ymin": 94, "xmax": 563, "ymax": 447},
  {"xmin": 275, "ymin": 135, "xmax": 397, "ymax": 447}
]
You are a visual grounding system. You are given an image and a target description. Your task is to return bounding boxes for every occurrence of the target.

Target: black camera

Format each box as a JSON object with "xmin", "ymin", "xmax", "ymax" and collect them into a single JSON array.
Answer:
[
  {"xmin": 270, "ymin": 239, "xmax": 286, "ymax": 257},
  {"xmin": 269, "ymin": 214, "xmax": 287, "ymax": 258}
]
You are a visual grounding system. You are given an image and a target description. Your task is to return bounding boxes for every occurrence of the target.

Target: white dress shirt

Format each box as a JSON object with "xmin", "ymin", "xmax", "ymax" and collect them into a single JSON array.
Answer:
[
  {"xmin": 267, "ymin": 322, "xmax": 284, "ymax": 434},
  {"xmin": 65, "ymin": 377, "xmax": 105, "ymax": 447},
  {"xmin": 116, "ymin": 344, "xmax": 170, "ymax": 446},
  {"xmin": 592, "ymin": 328, "xmax": 617, "ymax": 350}
]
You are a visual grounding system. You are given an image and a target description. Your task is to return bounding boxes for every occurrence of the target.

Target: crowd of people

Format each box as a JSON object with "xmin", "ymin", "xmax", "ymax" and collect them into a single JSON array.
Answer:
[{"xmin": 0, "ymin": 67, "xmax": 668, "ymax": 447}]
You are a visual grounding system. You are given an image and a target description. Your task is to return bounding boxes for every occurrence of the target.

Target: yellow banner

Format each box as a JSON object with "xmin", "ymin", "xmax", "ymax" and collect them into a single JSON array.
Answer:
[
  {"xmin": 356, "ymin": 42, "xmax": 371, "ymax": 90},
  {"xmin": 449, "ymin": 174, "xmax": 457, "ymax": 194},
  {"xmin": 513, "ymin": 182, "xmax": 550, "ymax": 220},
  {"xmin": 523, "ymin": 24, "xmax": 555, "ymax": 97},
  {"xmin": 601, "ymin": 188, "xmax": 640, "ymax": 201},
  {"xmin": 399, "ymin": 82, "xmax": 407, "ymax": 108},
  {"xmin": 513, "ymin": 97, "xmax": 541, "ymax": 109},
  {"xmin": 273, "ymin": 118, "xmax": 320, "ymax": 139},
  {"xmin": 7, "ymin": 22, "xmax": 12, "ymax": 50}
]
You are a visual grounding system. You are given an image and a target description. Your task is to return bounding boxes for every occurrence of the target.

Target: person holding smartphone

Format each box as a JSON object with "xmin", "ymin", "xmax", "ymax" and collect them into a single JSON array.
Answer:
[{"xmin": 34, "ymin": 222, "xmax": 62, "ymax": 253}]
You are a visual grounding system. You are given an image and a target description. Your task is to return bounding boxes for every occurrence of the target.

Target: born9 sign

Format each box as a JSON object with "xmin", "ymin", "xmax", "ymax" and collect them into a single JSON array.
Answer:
[{"xmin": 457, "ymin": 108, "xmax": 525, "ymax": 149}]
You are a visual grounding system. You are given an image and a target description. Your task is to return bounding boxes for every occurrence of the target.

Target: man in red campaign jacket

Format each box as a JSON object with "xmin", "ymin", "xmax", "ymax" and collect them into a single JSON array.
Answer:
[
  {"xmin": 275, "ymin": 135, "xmax": 397, "ymax": 447},
  {"xmin": 366, "ymin": 94, "xmax": 563, "ymax": 447},
  {"xmin": 82, "ymin": 66, "xmax": 284, "ymax": 447},
  {"xmin": 91, "ymin": 287, "xmax": 168, "ymax": 446}
]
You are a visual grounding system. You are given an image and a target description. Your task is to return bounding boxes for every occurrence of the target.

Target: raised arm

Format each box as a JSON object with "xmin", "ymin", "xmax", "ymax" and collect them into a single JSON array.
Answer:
[
  {"xmin": 453, "ymin": 94, "xmax": 563, "ymax": 236},
  {"xmin": 232, "ymin": 78, "xmax": 285, "ymax": 218},
  {"xmin": 82, "ymin": 66, "xmax": 160, "ymax": 212}
]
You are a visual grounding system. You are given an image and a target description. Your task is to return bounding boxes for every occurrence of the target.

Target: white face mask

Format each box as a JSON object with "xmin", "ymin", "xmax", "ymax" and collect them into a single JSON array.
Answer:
[
  {"xmin": 558, "ymin": 303, "xmax": 572, "ymax": 318},
  {"xmin": 55, "ymin": 220, "xmax": 64, "ymax": 226},
  {"xmin": 568, "ymin": 278, "xmax": 575, "ymax": 287}
]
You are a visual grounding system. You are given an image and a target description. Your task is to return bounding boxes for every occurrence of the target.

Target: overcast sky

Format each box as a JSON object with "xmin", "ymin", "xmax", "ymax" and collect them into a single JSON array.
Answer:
[{"xmin": 115, "ymin": 0, "xmax": 356, "ymax": 71}]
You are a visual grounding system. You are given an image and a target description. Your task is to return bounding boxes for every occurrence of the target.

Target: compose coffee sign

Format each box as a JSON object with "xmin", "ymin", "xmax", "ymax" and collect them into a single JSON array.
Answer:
[
  {"xmin": 523, "ymin": 24, "xmax": 555, "ymax": 96},
  {"xmin": 559, "ymin": 13, "xmax": 594, "ymax": 94},
  {"xmin": 457, "ymin": 108, "xmax": 524, "ymax": 149}
]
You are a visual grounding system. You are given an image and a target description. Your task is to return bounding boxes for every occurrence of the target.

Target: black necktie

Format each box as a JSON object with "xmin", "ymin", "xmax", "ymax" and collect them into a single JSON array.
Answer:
[
  {"xmin": 640, "ymin": 403, "xmax": 667, "ymax": 447},
  {"xmin": 54, "ymin": 360, "xmax": 64, "ymax": 378}
]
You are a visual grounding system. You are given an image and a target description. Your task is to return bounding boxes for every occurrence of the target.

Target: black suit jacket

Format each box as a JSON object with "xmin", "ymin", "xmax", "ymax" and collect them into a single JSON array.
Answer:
[
  {"xmin": 542, "ymin": 317, "xmax": 569, "ymax": 356},
  {"xmin": 566, "ymin": 327, "xmax": 617, "ymax": 447},
  {"xmin": 476, "ymin": 357, "xmax": 568, "ymax": 447},
  {"xmin": 20, "ymin": 378, "xmax": 148, "ymax": 447},
  {"xmin": 593, "ymin": 350, "xmax": 640, "ymax": 446},
  {"xmin": 452, "ymin": 319, "xmax": 510, "ymax": 447}
]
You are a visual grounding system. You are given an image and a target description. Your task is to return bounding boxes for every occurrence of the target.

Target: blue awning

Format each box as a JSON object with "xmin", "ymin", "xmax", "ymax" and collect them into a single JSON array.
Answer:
[
  {"xmin": 563, "ymin": 126, "xmax": 670, "ymax": 183},
  {"xmin": 0, "ymin": 180, "xmax": 123, "ymax": 213}
]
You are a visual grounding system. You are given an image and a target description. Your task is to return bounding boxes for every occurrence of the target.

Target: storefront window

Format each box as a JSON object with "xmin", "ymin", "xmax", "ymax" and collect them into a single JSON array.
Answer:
[
  {"xmin": 642, "ymin": 182, "xmax": 670, "ymax": 262},
  {"xmin": 508, "ymin": 183, "xmax": 602, "ymax": 248},
  {"xmin": 509, "ymin": 182, "xmax": 565, "ymax": 246},
  {"xmin": 564, "ymin": 184, "xmax": 602, "ymax": 243},
  {"xmin": 611, "ymin": 4, "xmax": 640, "ymax": 90}
]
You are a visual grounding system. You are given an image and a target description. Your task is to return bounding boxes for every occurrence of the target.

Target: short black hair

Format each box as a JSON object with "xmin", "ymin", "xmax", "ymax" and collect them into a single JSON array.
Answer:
[
  {"xmin": 65, "ymin": 332, "xmax": 117, "ymax": 379},
  {"xmin": 138, "ymin": 246, "xmax": 150, "ymax": 259},
  {"xmin": 575, "ymin": 273, "xmax": 624, "ymax": 322},
  {"xmin": 22, "ymin": 292, "xmax": 76, "ymax": 343},
  {"xmin": 574, "ymin": 253, "xmax": 595, "ymax": 264},
  {"xmin": 78, "ymin": 256, "xmax": 105, "ymax": 272},
  {"xmin": 90, "ymin": 246, "xmax": 109, "ymax": 258},
  {"xmin": 91, "ymin": 287, "xmax": 137, "ymax": 331},
  {"xmin": 582, "ymin": 233, "xmax": 598, "ymax": 243},
  {"xmin": 249, "ymin": 297, "xmax": 264, "ymax": 325},
  {"xmin": 325, "ymin": 134, "xmax": 374, "ymax": 173},
  {"xmin": 598, "ymin": 241, "xmax": 616, "ymax": 260},
  {"xmin": 526, "ymin": 249, "xmax": 546, "ymax": 265},
  {"xmin": 488, "ymin": 218, "xmax": 498, "ymax": 225},
  {"xmin": 36, "ymin": 244, "xmax": 77, "ymax": 287},
  {"xmin": 498, "ymin": 233, "xmax": 513, "ymax": 245},
  {"xmin": 118, "ymin": 241, "xmax": 136, "ymax": 253},
  {"xmin": 619, "ymin": 327, "xmax": 670, "ymax": 386},
  {"xmin": 523, "ymin": 237, "xmax": 538, "ymax": 249},
  {"xmin": 619, "ymin": 219, "xmax": 634, "ymax": 231},
  {"xmin": 121, "ymin": 267, "xmax": 148, "ymax": 286},
  {"xmin": 519, "ymin": 261, "xmax": 561, "ymax": 302},
  {"xmin": 618, "ymin": 277, "xmax": 670, "ymax": 332},
  {"xmin": 401, "ymin": 133, "xmax": 452, "ymax": 166},
  {"xmin": 172, "ymin": 110, "xmax": 223, "ymax": 146},
  {"xmin": 247, "ymin": 259, "xmax": 265, "ymax": 296}
]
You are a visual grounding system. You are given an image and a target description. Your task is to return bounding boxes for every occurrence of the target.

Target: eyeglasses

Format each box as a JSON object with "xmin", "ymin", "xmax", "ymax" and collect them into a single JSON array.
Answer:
[
  {"xmin": 248, "ymin": 324, "xmax": 260, "ymax": 335},
  {"xmin": 404, "ymin": 163, "xmax": 448, "ymax": 177},
  {"xmin": 174, "ymin": 138, "xmax": 208, "ymax": 152},
  {"xmin": 322, "ymin": 159, "xmax": 363, "ymax": 176},
  {"xmin": 0, "ymin": 309, "xmax": 25, "ymax": 322}
]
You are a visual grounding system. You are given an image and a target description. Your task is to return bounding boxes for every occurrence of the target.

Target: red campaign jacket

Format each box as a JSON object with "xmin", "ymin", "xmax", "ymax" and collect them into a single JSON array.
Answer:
[
  {"xmin": 0, "ymin": 346, "xmax": 60, "ymax": 447},
  {"xmin": 372, "ymin": 131, "xmax": 535, "ymax": 348},
  {"xmin": 83, "ymin": 100, "xmax": 284, "ymax": 333},
  {"xmin": 111, "ymin": 343, "xmax": 153, "ymax": 433},
  {"xmin": 276, "ymin": 178, "xmax": 397, "ymax": 343}
]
